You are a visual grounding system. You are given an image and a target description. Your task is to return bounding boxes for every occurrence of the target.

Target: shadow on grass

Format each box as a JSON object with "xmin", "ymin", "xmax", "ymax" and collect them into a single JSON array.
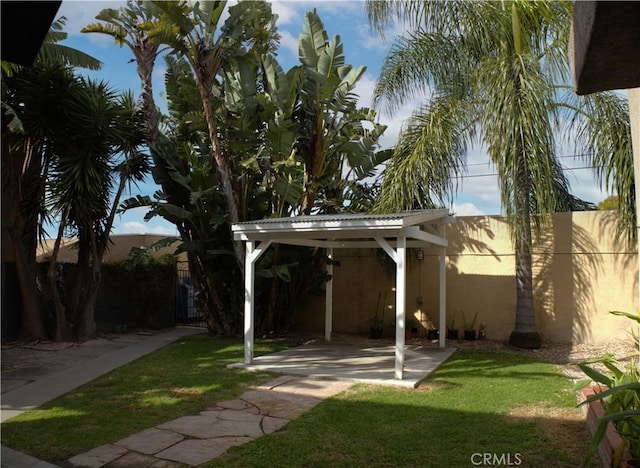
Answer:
[
  {"xmin": 1, "ymin": 342, "xmax": 598, "ymax": 467},
  {"xmin": 0, "ymin": 335, "xmax": 289, "ymax": 463},
  {"xmin": 202, "ymin": 389, "xmax": 598, "ymax": 468}
]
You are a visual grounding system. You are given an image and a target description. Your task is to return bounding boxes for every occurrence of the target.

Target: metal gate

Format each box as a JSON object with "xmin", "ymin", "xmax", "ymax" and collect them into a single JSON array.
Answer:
[{"xmin": 175, "ymin": 262, "xmax": 207, "ymax": 328}]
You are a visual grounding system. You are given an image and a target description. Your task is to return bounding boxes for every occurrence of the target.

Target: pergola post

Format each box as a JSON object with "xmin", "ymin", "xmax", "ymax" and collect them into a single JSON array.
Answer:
[
  {"xmin": 395, "ymin": 236, "xmax": 406, "ymax": 379},
  {"xmin": 244, "ymin": 241, "xmax": 255, "ymax": 364},
  {"xmin": 439, "ymin": 246, "xmax": 447, "ymax": 349},
  {"xmin": 325, "ymin": 247, "xmax": 334, "ymax": 342},
  {"xmin": 243, "ymin": 240, "xmax": 272, "ymax": 364}
]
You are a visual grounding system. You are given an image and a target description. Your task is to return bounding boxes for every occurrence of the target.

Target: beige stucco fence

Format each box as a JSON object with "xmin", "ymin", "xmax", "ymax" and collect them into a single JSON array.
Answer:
[{"xmin": 298, "ymin": 211, "xmax": 637, "ymax": 344}]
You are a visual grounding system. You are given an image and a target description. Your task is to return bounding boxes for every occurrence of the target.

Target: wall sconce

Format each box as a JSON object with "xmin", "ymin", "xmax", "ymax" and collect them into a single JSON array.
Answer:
[{"xmin": 415, "ymin": 248, "xmax": 424, "ymax": 261}]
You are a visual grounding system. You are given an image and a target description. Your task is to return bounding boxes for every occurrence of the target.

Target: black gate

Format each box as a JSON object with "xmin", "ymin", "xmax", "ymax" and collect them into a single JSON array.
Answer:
[{"xmin": 175, "ymin": 262, "xmax": 207, "ymax": 328}]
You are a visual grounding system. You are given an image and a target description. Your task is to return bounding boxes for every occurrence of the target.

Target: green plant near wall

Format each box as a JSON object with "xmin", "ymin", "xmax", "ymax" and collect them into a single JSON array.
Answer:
[{"xmin": 576, "ymin": 311, "xmax": 640, "ymax": 467}]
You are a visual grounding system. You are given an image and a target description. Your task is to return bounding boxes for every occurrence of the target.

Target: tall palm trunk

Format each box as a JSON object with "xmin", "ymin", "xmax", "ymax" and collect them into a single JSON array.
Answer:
[
  {"xmin": 195, "ymin": 48, "xmax": 245, "ymax": 271},
  {"xmin": 135, "ymin": 46, "xmax": 160, "ymax": 144},
  {"xmin": 509, "ymin": 165, "xmax": 542, "ymax": 349}
]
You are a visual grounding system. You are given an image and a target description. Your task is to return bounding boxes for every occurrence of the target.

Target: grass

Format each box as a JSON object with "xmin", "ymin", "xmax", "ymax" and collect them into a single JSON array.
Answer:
[
  {"xmin": 204, "ymin": 350, "xmax": 599, "ymax": 468},
  {"xmin": 2, "ymin": 340, "xmax": 599, "ymax": 467},
  {"xmin": 0, "ymin": 334, "xmax": 288, "ymax": 463}
]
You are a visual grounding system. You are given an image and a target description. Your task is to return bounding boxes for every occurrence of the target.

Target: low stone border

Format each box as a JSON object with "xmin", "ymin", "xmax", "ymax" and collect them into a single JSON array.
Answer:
[{"xmin": 578, "ymin": 386, "xmax": 632, "ymax": 467}]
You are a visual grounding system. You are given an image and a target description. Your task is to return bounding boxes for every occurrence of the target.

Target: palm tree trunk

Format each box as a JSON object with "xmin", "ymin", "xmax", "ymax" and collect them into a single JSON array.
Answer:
[
  {"xmin": 509, "ymin": 180, "xmax": 542, "ymax": 349},
  {"xmin": 135, "ymin": 47, "xmax": 160, "ymax": 144},
  {"xmin": 195, "ymin": 70, "xmax": 245, "ymax": 272}
]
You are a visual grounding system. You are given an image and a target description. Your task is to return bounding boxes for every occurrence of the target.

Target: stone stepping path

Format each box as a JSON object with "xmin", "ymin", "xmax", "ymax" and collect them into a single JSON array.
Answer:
[{"xmin": 67, "ymin": 376, "xmax": 351, "ymax": 467}]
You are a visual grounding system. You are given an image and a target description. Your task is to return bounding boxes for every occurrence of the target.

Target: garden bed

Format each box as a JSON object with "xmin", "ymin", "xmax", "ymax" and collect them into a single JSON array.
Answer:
[{"xmin": 579, "ymin": 386, "xmax": 633, "ymax": 467}]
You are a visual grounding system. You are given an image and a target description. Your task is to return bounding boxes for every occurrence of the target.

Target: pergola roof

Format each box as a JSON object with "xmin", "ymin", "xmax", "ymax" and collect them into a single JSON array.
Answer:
[
  {"xmin": 233, "ymin": 210, "xmax": 454, "ymax": 382},
  {"xmin": 232, "ymin": 209, "xmax": 453, "ymax": 248}
]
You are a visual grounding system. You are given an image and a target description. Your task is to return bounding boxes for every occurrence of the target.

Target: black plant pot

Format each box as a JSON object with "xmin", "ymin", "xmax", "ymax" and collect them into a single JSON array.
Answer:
[
  {"xmin": 370, "ymin": 327, "xmax": 384, "ymax": 339},
  {"xmin": 464, "ymin": 329, "xmax": 477, "ymax": 341},
  {"xmin": 427, "ymin": 329, "xmax": 439, "ymax": 340},
  {"xmin": 447, "ymin": 329, "xmax": 459, "ymax": 340}
]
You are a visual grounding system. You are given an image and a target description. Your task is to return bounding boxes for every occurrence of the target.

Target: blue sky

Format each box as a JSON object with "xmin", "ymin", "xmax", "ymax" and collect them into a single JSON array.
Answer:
[{"xmin": 55, "ymin": 0, "xmax": 611, "ymax": 236}]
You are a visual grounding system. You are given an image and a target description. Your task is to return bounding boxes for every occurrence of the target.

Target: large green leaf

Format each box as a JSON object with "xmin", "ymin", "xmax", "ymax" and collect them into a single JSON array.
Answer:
[{"xmin": 299, "ymin": 10, "xmax": 328, "ymax": 70}]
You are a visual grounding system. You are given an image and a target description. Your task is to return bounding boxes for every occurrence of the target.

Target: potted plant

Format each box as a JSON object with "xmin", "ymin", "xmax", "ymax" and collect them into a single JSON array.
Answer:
[
  {"xmin": 370, "ymin": 315, "xmax": 385, "ymax": 339},
  {"xmin": 447, "ymin": 317, "xmax": 459, "ymax": 340},
  {"xmin": 423, "ymin": 312, "xmax": 438, "ymax": 340},
  {"xmin": 577, "ymin": 311, "xmax": 640, "ymax": 467},
  {"xmin": 462, "ymin": 311, "xmax": 478, "ymax": 341},
  {"xmin": 406, "ymin": 316, "xmax": 419, "ymax": 339}
]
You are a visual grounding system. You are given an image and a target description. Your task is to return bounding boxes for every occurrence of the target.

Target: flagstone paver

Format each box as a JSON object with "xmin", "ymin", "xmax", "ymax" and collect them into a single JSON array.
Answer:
[
  {"xmin": 115, "ymin": 428, "xmax": 184, "ymax": 455},
  {"xmin": 155, "ymin": 437, "xmax": 254, "ymax": 466},
  {"xmin": 66, "ymin": 376, "xmax": 352, "ymax": 467},
  {"xmin": 68, "ymin": 444, "xmax": 129, "ymax": 468},
  {"xmin": 105, "ymin": 451, "xmax": 181, "ymax": 468},
  {"xmin": 157, "ymin": 413, "xmax": 264, "ymax": 439}
]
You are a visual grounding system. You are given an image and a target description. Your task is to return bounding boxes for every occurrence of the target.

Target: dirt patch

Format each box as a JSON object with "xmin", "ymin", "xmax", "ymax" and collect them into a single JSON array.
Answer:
[{"xmin": 507, "ymin": 404, "xmax": 592, "ymax": 462}]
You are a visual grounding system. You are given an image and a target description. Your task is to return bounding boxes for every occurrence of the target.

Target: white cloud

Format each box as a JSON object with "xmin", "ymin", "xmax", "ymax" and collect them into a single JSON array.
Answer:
[
  {"xmin": 113, "ymin": 221, "xmax": 178, "ymax": 236},
  {"xmin": 354, "ymin": 23, "xmax": 394, "ymax": 53},
  {"xmin": 451, "ymin": 202, "xmax": 486, "ymax": 217},
  {"xmin": 271, "ymin": 1, "xmax": 301, "ymax": 25},
  {"xmin": 57, "ymin": 1, "xmax": 125, "ymax": 43},
  {"xmin": 278, "ymin": 30, "xmax": 299, "ymax": 59}
]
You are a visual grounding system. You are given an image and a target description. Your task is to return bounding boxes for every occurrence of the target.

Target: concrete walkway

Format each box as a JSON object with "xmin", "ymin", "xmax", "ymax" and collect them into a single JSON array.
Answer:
[
  {"xmin": 1, "ymin": 328, "xmax": 204, "ymax": 423},
  {"xmin": 1, "ymin": 328, "xmax": 204, "ymax": 468}
]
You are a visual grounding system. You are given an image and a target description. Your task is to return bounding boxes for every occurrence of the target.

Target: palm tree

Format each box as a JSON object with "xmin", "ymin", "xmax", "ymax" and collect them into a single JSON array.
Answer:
[
  {"xmin": 82, "ymin": 2, "xmax": 163, "ymax": 142},
  {"xmin": 2, "ymin": 17, "xmax": 103, "ymax": 341},
  {"xmin": 49, "ymin": 83, "xmax": 148, "ymax": 341},
  {"xmin": 366, "ymin": 0, "xmax": 632, "ymax": 348}
]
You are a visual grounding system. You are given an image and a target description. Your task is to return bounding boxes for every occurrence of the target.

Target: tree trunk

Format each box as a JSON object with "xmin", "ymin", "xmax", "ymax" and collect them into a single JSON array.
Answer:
[
  {"xmin": 47, "ymin": 215, "xmax": 73, "ymax": 342},
  {"xmin": 195, "ymin": 49, "xmax": 245, "ymax": 272},
  {"xmin": 509, "ymin": 186, "xmax": 542, "ymax": 349},
  {"xmin": 135, "ymin": 46, "xmax": 160, "ymax": 144},
  {"xmin": 8, "ymin": 227, "xmax": 46, "ymax": 341},
  {"xmin": 2, "ymin": 139, "xmax": 47, "ymax": 341}
]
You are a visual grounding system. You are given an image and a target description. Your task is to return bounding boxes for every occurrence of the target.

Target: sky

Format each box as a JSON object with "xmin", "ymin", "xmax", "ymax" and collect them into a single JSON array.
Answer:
[{"xmin": 54, "ymin": 0, "xmax": 612, "ymax": 236}]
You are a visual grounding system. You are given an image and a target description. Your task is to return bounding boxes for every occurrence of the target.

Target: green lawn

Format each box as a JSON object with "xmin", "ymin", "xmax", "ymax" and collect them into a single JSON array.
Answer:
[
  {"xmin": 2, "ymin": 337, "xmax": 598, "ymax": 467},
  {"xmin": 205, "ymin": 350, "xmax": 598, "ymax": 468},
  {"xmin": 0, "ymin": 334, "xmax": 288, "ymax": 463}
]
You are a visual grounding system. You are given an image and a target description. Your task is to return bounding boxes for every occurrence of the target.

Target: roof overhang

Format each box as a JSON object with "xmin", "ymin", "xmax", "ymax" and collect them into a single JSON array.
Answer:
[
  {"xmin": 232, "ymin": 209, "xmax": 455, "ymax": 248},
  {"xmin": 570, "ymin": 1, "xmax": 640, "ymax": 95},
  {"xmin": 1, "ymin": 1, "xmax": 62, "ymax": 67}
]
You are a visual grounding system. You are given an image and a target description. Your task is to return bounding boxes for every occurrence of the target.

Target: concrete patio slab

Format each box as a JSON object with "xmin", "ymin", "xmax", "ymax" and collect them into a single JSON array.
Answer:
[{"xmin": 229, "ymin": 341, "xmax": 456, "ymax": 388}]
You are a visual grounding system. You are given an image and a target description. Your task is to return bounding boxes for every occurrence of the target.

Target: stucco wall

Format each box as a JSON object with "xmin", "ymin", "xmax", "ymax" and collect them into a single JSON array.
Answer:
[{"xmin": 295, "ymin": 211, "xmax": 637, "ymax": 344}]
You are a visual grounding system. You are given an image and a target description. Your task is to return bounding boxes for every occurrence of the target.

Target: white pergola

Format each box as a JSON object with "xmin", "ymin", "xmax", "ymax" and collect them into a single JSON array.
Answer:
[{"xmin": 231, "ymin": 209, "xmax": 454, "ymax": 380}]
